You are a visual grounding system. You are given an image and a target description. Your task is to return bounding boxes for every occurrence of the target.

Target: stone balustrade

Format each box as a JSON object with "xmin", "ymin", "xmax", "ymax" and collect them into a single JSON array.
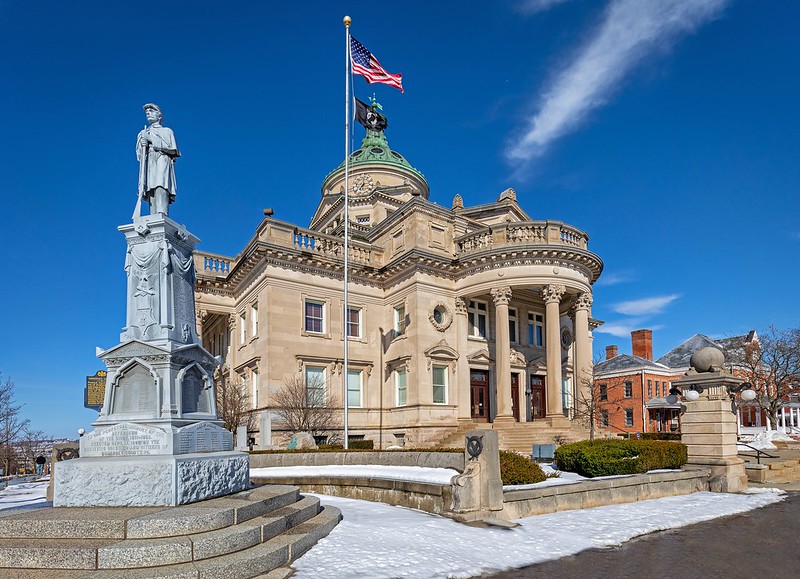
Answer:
[{"xmin": 456, "ymin": 220, "xmax": 589, "ymax": 256}]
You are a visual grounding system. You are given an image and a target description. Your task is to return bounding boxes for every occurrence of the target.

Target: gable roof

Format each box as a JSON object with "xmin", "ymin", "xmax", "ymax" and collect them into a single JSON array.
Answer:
[{"xmin": 594, "ymin": 353, "xmax": 670, "ymax": 374}]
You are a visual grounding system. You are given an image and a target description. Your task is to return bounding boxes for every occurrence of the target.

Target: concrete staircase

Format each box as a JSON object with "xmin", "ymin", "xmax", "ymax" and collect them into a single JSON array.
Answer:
[
  {"xmin": 434, "ymin": 419, "xmax": 591, "ymax": 454},
  {"xmin": 0, "ymin": 485, "xmax": 340, "ymax": 578}
]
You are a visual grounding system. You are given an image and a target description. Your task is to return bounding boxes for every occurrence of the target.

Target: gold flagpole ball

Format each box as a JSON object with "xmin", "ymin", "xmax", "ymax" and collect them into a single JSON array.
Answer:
[{"xmin": 343, "ymin": 15, "xmax": 352, "ymax": 27}]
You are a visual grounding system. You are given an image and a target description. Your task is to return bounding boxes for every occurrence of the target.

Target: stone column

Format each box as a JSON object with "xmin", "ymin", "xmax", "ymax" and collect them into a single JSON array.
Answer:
[
  {"xmin": 491, "ymin": 287, "xmax": 513, "ymax": 421},
  {"xmin": 674, "ymin": 367, "xmax": 747, "ymax": 493},
  {"xmin": 543, "ymin": 284, "xmax": 566, "ymax": 418},
  {"xmin": 572, "ymin": 292, "xmax": 593, "ymax": 403},
  {"xmin": 455, "ymin": 298, "xmax": 471, "ymax": 421}
]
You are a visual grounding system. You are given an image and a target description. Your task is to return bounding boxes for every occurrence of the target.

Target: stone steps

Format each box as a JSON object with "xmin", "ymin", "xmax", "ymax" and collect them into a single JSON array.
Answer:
[
  {"xmin": 433, "ymin": 420, "xmax": 589, "ymax": 454},
  {"xmin": 0, "ymin": 486, "xmax": 341, "ymax": 578}
]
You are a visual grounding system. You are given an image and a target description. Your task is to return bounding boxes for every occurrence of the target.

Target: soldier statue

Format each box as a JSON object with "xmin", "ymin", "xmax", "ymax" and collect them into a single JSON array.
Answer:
[{"xmin": 134, "ymin": 103, "xmax": 180, "ymax": 217}]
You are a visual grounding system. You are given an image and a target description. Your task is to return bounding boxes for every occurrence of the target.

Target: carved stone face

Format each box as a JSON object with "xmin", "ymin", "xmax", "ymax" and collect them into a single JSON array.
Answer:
[{"xmin": 145, "ymin": 108, "xmax": 162, "ymax": 125}]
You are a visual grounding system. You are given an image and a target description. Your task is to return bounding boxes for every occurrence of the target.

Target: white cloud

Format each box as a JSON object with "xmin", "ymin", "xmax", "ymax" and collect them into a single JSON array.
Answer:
[
  {"xmin": 596, "ymin": 269, "xmax": 637, "ymax": 287},
  {"xmin": 594, "ymin": 320, "xmax": 643, "ymax": 338},
  {"xmin": 612, "ymin": 294, "xmax": 680, "ymax": 316},
  {"xmin": 516, "ymin": 0, "xmax": 572, "ymax": 15},
  {"xmin": 506, "ymin": 0, "xmax": 729, "ymax": 163}
]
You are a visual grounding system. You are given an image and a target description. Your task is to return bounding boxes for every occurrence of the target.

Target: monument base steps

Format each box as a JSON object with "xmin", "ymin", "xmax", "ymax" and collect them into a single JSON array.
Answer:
[{"xmin": 0, "ymin": 485, "xmax": 341, "ymax": 578}]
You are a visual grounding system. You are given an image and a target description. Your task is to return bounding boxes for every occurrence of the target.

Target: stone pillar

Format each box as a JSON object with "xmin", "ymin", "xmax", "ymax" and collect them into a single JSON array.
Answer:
[
  {"xmin": 572, "ymin": 292, "xmax": 593, "ymax": 403},
  {"xmin": 674, "ymin": 368, "xmax": 747, "ymax": 493},
  {"xmin": 543, "ymin": 284, "xmax": 566, "ymax": 418},
  {"xmin": 448, "ymin": 429, "xmax": 505, "ymax": 523},
  {"xmin": 455, "ymin": 298, "xmax": 471, "ymax": 421},
  {"xmin": 491, "ymin": 287, "xmax": 513, "ymax": 421}
]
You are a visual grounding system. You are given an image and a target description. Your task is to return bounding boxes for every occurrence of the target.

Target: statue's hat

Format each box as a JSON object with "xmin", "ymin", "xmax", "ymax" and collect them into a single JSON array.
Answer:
[{"xmin": 143, "ymin": 103, "xmax": 162, "ymax": 114}]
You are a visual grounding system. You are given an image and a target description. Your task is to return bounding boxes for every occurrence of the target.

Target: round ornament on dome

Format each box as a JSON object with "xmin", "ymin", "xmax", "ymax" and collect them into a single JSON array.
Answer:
[{"xmin": 690, "ymin": 347, "xmax": 725, "ymax": 373}]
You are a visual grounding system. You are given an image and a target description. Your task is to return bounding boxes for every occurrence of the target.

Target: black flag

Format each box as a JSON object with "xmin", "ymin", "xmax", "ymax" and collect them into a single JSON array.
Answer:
[{"xmin": 354, "ymin": 98, "xmax": 388, "ymax": 132}]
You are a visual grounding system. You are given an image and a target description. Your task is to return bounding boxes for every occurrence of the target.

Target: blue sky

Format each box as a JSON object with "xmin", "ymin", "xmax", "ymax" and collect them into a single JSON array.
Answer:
[{"xmin": 1, "ymin": 1, "xmax": 798, "ymax": 438}]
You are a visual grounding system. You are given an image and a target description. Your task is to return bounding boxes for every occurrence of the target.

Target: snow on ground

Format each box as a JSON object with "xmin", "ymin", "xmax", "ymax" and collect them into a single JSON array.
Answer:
[
  {"xmin": 251, "ymin": 465, "xmax": 460, "ymax": 485},
  {"xmin": 0, "ymin": 480, "xmax": 49, "ymax": 511},
  {"xmin": 294, "ymin": 490, "xmax": 785, "ymax": 579},
  {"xmin": 738, "ymin": 429, "xmax": 795, "ymax": 451}
]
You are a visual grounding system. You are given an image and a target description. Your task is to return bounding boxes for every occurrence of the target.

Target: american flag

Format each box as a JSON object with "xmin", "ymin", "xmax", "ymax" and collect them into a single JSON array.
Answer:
[{"xmin": 350, "ymin": 36, "xmax": 404, "ymax": 93}]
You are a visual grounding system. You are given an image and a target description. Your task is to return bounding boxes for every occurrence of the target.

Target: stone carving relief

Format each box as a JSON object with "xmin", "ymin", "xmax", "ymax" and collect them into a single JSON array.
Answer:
[
  {"xmin": 428, "ymin": 302, "xmax": 453, "ymax": 332},
  {"xmin": 573, "ymin": 292, "xmax": 593, "ymax": 311},
  {"xmin": 541, "ymin": 284, "xmax": 566, "ymax": 304},
  {"xmin": 454, "ymin": 297, "xmax": 467, "ymax": 316},
  {"xmin": 490, "ymin": 286, "xmax": 512, "ymax": 306}
]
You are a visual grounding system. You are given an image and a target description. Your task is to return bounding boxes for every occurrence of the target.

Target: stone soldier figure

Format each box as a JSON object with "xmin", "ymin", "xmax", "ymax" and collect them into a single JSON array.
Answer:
[{"xmin": 136, "ymin": 103, "xmax": 180, "ymax": 217}]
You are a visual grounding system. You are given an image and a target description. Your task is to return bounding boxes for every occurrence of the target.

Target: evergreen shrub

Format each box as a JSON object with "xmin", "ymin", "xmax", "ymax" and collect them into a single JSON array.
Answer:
[
  {"xmin": 554, "ymin": 439, "xmax": 687, "ymax": 477},
  {"xmin": 499, "ymin": 450, "xmax": 547, "ymax": 485}
]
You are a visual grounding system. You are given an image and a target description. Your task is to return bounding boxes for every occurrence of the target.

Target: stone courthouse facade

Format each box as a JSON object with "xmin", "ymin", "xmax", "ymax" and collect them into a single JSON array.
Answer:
[{"xmin": 193, "ymin": 120, "xmax": 603, "ymax": 450}]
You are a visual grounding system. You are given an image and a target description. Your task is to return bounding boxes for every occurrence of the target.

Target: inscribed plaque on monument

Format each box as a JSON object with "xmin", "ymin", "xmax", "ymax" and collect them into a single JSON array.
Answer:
[
  {"xmin": 113, "ymin": 363, "xmax": 157, "ymax": 415},
  {"xmin": 81, "ymin": 422, "xmax": 170, "ymax": 457},
  {"xmin": 181, "ymin": 366, "xmax": 209, "ymax": 414},
  {"xmin": 84, "ymin": 371, "xmax": 107, "ymax": 410}
]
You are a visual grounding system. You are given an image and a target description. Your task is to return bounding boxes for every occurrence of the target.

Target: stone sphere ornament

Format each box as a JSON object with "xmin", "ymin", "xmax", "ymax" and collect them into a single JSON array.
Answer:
[{"xmin": 690, "ymin": 347, "xmax": 725, "ymax": 373}]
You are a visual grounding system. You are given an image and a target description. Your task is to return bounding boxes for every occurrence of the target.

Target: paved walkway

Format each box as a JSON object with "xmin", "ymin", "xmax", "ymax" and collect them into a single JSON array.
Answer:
[{"xmin": 491, "ymin": 491, "xmax": 800, "ymax": 578}]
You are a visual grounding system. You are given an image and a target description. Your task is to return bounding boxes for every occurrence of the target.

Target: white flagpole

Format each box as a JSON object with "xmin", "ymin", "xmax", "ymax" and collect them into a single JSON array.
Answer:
[{"xmin": 343, "ymin": 15, "xmax": 352, "ymax": 449}]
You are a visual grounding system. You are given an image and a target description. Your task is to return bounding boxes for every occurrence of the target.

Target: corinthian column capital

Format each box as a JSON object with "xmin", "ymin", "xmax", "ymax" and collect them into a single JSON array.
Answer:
[
  {"xmin": 572, "ymin": 292, "xmax": 593, "ymax": 312},
  {"xmin": 454, "ymin": 297, "xmax": 468, "ymax": 316},
  {"xmin": 542, "ymin": 284, "xmax": 566, "ymax": 304},
  {"xmin": 490, "ymin": 286, "xmax": 513, "ymax": 306}
]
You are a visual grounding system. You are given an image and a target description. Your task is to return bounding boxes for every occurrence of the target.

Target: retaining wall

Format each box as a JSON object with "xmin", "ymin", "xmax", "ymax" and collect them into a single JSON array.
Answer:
[{"xmin": 249, "ymin": 451, "xmax": 464, "ymax": 471}]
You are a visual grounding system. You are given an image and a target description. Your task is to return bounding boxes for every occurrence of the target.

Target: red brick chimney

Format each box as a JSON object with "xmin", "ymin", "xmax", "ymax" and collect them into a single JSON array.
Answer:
[
  {"xmin": 605, "ymin": 345, "xmax": 618, "ymax": 360},
  {"xmin": 631, "ymin": 329, "xmax": 653, "ymax": 361}
]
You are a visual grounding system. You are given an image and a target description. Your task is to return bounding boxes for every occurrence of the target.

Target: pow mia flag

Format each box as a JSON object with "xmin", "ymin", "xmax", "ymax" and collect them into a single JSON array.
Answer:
[{"xmin": 354, "ymin": 98, "xmax": 388, "ymax": 132}]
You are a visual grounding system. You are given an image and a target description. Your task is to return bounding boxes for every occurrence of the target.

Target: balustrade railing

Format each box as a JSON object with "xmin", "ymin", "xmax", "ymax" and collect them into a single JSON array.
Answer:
[
  {"xmin": 293, "ymin": 228, "xmax": 373, "ymax": 264},
  {"xmin": 455, "ymin": 221, "xmax": 588, "ymax": 256}
]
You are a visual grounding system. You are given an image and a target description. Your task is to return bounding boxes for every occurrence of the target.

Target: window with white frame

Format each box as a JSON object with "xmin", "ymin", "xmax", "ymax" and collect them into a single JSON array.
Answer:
[
  {"xmin": 394, "ymin": 304, "xmax": 406, "ymax": 335},
  {"xmin": 347, "ymin": 307, "xmax": 362, "ymax": 339},
  {"xmin": 239, "ymin": 312, "xmax": 246, "ymax": 345},
  {"xmin": 508, "ymin": 307, "xmax": 518, "ymax": 343},
  {"xmin": 250, "ymin": 302, "xmax": 258, "ymax": 337},
  {"xmin": 432, "ymin": 365, "xmax": 447, "ymax": 404},
  {"xmin": 528, "ymin": 312, "xmax": 544, "ymax": 346},
  {"xmin": 467, "ymin": 300, "xmax": 488, "ymax": 339},
  {"xmin": 347, "ymin": 369, "xmax": 362, "ymax": 408},
  {"xmin": 395, "ymin": 367, "xmax": 407, "ymax": 406},
  {"xmin": 304, "ymin": 300, "xmax": 325, "ymax": 334},
  {"xmin": 250, "ymin": 368, "xmax": 258, "ymax": 408},
  {"xmin": 305, "ymin": 365, "xmax": 326, "ymax": 406}
]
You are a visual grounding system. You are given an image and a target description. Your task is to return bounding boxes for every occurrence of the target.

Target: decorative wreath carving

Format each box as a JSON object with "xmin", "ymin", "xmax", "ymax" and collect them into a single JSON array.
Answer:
[{"xmin": 428, "ymin": 302, "xmax": 453, "ymax": 332}]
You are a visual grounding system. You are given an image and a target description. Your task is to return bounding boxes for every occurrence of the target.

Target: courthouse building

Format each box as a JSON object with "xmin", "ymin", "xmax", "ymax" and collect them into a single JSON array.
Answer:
[{"xmin": 193, "ymin": 117, "xmax": 604, "ymax": 450}]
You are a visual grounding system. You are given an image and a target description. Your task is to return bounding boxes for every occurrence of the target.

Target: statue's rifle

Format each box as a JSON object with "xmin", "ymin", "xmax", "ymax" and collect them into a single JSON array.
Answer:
[{"xmin": 132, "ymin": 125, "xmax": 148, "ymax": 220}]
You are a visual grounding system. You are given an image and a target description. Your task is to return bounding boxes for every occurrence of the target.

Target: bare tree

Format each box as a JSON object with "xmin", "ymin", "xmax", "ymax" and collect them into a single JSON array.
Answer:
[
  {"xmin": 16, "ymin": 426, "xmax": 49, "ymax": 475},
  {"xmin": 740, "ymin": 327, "xmax": 800, "ymax": 429},
  {"xmin": 572, "ymin": 357, "xmax": 611, "ymax": 440},
  {"xmin": 272, "ymin": 374, "xmax": 342, "ymax": 441},
  {"xmin": 0, "ymin": 373, "xmax": 30, "ymax": 476},
  {"xmin": 215, "ymin": 372, "xmax": 257, "ymax": 435}
]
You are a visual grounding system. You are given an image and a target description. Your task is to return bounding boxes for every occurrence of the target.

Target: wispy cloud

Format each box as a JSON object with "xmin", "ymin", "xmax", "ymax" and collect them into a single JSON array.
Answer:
[
  {"xmin": 612, "ymin": 294, "xmax": 680, "ymax": 316},
  {"xmin": 516, "ymin": 0, "xmax": 572, "ymax": 15},
  {"xmin": 506, "ymin": 0, "xmax": 729, "ymax": 163},
  {"xmin": 595, "ymin": 320, "xmax": 664, "ymax": 338},
  {"xmin": 596, "ymin": 269, "xmax": 637, "ymax": 287}
]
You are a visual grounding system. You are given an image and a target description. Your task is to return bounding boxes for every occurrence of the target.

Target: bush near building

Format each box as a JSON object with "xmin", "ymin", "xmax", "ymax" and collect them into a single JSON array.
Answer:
[
  {"xmin": 554, "ymin": 439, "xmax": 687, "ymax": 478},
  {"xmin": 499, "ymin": 451, "xmax": 547, "ymax": 485}
]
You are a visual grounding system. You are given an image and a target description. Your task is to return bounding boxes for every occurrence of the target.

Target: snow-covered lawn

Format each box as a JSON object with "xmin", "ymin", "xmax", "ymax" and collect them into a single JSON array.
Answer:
[
  {"xmin": 294, "ymin": 489, "xmax": 785, "ymax": 579},
  {"xmin": 0, "ymin": 480, "xmax": 49, "ymax": 511}
]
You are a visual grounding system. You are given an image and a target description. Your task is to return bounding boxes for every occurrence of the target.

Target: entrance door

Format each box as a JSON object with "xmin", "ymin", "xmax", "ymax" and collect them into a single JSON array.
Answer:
[
  {"xmin": 530, "ymin": 375, "xmax": 546, "ymax": 419},
  {"xmin": 511, "ymin": 374, "xmax": 520, "ymax": 421},
  {"xmin": 470, "ymin": 370, "xmax": 489, "ymax": 422}
]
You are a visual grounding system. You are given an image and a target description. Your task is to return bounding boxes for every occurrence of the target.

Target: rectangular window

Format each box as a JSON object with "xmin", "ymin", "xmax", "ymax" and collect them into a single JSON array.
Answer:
[
  {"xmin": 239, "ymin": 312, "xmax": 246, "ymax": 345},
  {"xmin": 240, "ymin": 374, "xmax": 248, "ymax": 411},
  {"xmin": 305, "ymin": 366, "xmax": 326, "ymax": 406},
  {"xmin": 655, "ymin": 380, "xmax": 660, "ymax": 398},
  {"xmin": 347, "ymin": 307, "xmax": 362, "ymax": 339},
  {"xmin": 251, "ymin": 302, "xmax": 258, "ymax": 337},
  {"xmin": 599, "ymin": 384, "xmax": 608, "ymax": 401},
  {"xmin": 600, "ymin": 410, "xmax": 609, "ymax": 427},
  {"xmin": 395, "ymin": 367, "xmax": 407, "ymax": 406},
  {"xmin": 251, "ymin": 369, "xmax": 259, "ymax": 408},
  {"xmin": 647, "ymin": 379, "xmax": 652, "ymax": 399},
  {"xmin": 347, "ymin": 369, "xmax": 362, "ymax": 408},
  {"xmin": 625, "ymin": 408, "xmax": 634, "ymax": 428},
  {"xmin": 468, "ymin": 300, "xmax": 488, "ymax": 339},
  {"xmin": 508, "ymin": 307, "xmax": 518, "ymax": 343},
  {"xmin": 394, "ymin": 304, "xmax": 406, "ymax": 335},
  {"xmin": 624, "ymin": 381, "xmax": 633, "ymax": 398},
  {"xmin": 527, "ymin": 312, "xmax": 544, "ymax": 346},
  {"xmin": 432, "ymin": 365, "xmax": 447, "ymax": 404},
  {"xmin": 305, "ymin": 300, "xmax": 325, "ymax": 334}
]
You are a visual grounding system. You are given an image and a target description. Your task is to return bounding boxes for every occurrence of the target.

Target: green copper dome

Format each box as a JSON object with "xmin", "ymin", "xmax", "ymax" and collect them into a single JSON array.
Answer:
[{"xmin": 324, "ymin": 128, "xmax": 427, "ymax": 184}]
